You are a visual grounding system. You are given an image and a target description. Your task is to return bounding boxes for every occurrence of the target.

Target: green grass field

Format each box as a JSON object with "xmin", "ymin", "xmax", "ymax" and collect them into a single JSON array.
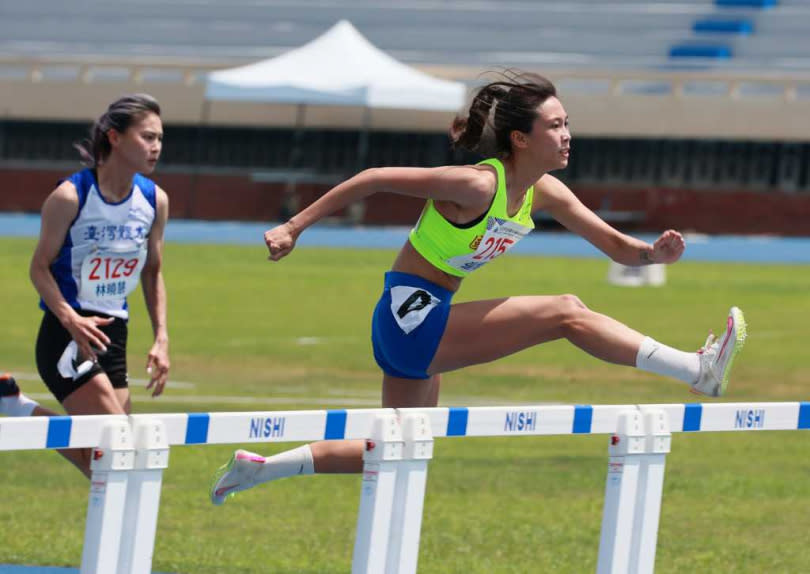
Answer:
[{"xmin": 1, "ymin": 236, "xmax": 808, "ymax": 573}]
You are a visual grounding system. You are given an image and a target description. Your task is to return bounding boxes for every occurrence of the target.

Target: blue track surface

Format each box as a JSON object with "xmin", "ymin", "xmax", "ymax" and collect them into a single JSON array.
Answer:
[{"xmin": 2, "ymin": 213, "xmax": 809, "ymax": 264}]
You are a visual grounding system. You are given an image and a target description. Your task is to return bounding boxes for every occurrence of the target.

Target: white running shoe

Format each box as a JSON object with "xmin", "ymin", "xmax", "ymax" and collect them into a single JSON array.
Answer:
[
  {"xmin": 691, "ymin": 307, "xmax": 747, "ymax": 397},
  {"xmin": 210, "ymin": 449, "xmax": 267, "ymax": 506}
]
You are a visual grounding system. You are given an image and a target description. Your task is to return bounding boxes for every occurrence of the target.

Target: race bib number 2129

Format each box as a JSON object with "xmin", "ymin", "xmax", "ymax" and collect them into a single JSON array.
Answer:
[{"xmin": 79, "ymin": 249, "xmax": 145, "ymax": 300}]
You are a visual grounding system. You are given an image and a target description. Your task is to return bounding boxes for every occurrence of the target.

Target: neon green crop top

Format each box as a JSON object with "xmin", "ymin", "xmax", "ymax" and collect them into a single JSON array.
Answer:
[{"xmin": 408, "ymin": 158, "xmax": 535, "ymax": 277}]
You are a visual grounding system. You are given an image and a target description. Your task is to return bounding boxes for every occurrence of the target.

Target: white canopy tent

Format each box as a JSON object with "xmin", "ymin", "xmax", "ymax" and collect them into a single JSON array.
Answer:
[
  {"xmin": 205, "ymin": 19, "xmax": 466, "ymax": 112},
  {"xmin": 203, "ymin": 20, "xmax": 467, "ymax": 219}
]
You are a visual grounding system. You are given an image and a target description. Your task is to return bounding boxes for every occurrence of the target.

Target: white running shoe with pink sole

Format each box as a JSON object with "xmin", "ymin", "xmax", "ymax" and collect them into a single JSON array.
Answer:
[
  {"xmin": 691, "ymin": 306, "xmax": 747, "ymax": 397},
  {"xmin": 210, "ymin": 449, "xmax": 267, "ymax": 506}
]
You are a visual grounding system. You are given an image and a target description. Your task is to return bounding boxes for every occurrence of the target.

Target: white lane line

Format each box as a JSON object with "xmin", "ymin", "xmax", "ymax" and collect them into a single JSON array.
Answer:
[
  {"xmin": 12, "ymin": 371, "xmax": 196, "ymax": 389},
  {"xmin": 25, "ymin": 392, "xmax": 380, "ymax": 407}
]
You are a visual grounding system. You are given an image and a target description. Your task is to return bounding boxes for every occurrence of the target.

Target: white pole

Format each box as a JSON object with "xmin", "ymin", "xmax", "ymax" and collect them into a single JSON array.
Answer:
[
  {"xmin": 596, "ymin": 410, "xmax": 646, "ymax": 574},
  {"xmin": 352, "ymin": 412, "xmax": 404, "ymax": 574},
  {"xmin": 80, "ymin": 420, "xmax": 135, "ymax": 574},
  {"xmin": 629, "ymin": 408, "xmax": 671, "ymax": 574},
  {"xmin": 117, "ymin": 417, "xmax": 170, "ymax": 574},
  {"xmin": 386, "ymin": 412, "xmax": 434, "ymax": 574}
]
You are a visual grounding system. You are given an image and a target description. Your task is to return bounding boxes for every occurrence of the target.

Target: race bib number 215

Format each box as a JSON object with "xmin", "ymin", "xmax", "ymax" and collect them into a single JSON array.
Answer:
[{"xmin": 445, "ymin": 217, "xmax": 531, "ymax": 274}]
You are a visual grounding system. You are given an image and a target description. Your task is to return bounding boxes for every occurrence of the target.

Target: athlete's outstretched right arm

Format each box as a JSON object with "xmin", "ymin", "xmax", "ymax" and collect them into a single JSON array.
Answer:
[
  {"xmin": 263, "ymin": 165, "xmax": 494, "ymax": 261},
  {"xmin": 30, "ymin": 182, "xmax": 113, "ymax": 360}
]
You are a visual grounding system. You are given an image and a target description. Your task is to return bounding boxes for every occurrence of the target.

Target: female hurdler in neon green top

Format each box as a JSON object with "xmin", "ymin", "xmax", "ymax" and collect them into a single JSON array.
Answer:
[
  {"xmin": 409, "ymin": 157, "xmax": 535, "ymax": 277},
  {"xmin": 210, "ymin": 72, "xmax": 746, "ymax": 503}
]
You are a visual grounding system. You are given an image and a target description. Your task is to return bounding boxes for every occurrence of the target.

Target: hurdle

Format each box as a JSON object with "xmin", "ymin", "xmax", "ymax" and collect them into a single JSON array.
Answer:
[{"xmin": 1, "ymin": 401, "xmax": 808, "ymax": 573}]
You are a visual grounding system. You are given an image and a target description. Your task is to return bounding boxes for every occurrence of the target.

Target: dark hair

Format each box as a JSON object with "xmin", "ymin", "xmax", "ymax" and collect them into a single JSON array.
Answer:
[
  {"xmin": 450, "ymin": 71, "xmax": 557, "ymax": 157},
  {"xmin": 74, "ymin": 93, "xmax": 161, "ymax": 167}
]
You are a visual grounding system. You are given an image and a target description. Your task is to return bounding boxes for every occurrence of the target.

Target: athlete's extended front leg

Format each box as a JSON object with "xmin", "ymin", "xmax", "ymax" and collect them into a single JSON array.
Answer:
[{"xmin": 427, "ymin": 294, "xmax": 645, "ymax": 375}]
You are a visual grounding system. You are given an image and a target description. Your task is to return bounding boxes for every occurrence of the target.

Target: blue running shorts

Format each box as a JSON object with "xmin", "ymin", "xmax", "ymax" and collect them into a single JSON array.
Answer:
[{"xmin": 371, "ymin": 271, "xmax": 454, "ymax": 379}]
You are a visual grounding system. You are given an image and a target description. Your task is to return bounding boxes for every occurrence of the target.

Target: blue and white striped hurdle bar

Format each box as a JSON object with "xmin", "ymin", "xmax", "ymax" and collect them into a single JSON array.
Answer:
[
  {"xmin": 1, "ymin": 402, "xmax": 808, "ymax": 574},
  {"xmin": 1, "ymin": 402, "xmax": 808, "ymax": 451}
]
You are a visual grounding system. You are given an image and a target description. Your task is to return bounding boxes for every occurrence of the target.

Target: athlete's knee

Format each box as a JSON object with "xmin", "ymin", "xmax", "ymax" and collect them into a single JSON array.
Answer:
[
  {"xmin": 522, "ymin": 294, "xmax": 588, "ymax": 339},
  {"xmin": 558, "ymin": 293, "xmax": 587, "ymax": 311},
  {"xmin": 555, "ymin": 294, "xmax": 590, "ymax": 336}
]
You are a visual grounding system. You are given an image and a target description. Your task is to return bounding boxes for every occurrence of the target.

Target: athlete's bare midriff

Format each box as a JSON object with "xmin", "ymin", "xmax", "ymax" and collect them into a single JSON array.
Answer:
[{"xmin": 390, "ymin": 240, "xmax": 463, "ymax": 293}]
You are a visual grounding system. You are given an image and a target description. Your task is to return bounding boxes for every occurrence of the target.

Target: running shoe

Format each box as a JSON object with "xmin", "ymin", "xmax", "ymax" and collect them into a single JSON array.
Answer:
[
  {"xmin": 691, "ymin": 307, "xmax": 747, "ymax": 397},
  {"xmin": 210, "ymin": 449, "xmax": 267, "ymax": 506}
]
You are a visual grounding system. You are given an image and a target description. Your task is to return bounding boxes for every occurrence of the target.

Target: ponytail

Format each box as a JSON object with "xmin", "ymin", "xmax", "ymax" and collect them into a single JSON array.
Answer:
[
  {"xmin": 450, "ymin": 71, "xmax": 557, "ymax": 158},
  {"xmin": 74, "ymin": 121, "xmax": 111, "ymax": 167},
  {"xmin": 450, "ymin": 84, "xmax": 506, "ymax": 153}
]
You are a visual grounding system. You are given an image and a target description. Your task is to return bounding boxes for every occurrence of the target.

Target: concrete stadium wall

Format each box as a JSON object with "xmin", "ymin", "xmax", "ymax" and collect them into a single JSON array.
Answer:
[{"xmin": 2, "ymin": 59, "xmax": 810, "ymax": 140}]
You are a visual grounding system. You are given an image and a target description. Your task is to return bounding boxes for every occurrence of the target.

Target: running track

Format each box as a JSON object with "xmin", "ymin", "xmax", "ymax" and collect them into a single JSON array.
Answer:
[{"xmin": 2, "ymin": 214, "xmax": 809, "ymax": 264}]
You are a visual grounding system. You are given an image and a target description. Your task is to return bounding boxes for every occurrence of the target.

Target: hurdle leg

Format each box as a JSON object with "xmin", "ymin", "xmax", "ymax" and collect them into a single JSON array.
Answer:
[
  {"xmin": 116, "ymin": 417, "xmax": 170, "ymax": 574},
  {"xmin": 352, "ymin": 412, "xmax": 404, "ymax": 574},
  {"xmin": 596, "ymin": 410, "xmax": 645, "ymax": 574},
  {"xmin": 385, "ymin": 412, "xmax": 434, "ymax": 574},
  {"xmin": 80, "ymin": 421, "xmax": 135, "ymax": 574},
  {"xmin": 629, "ymin": 408, "xmax": 671, "ymax": 574}
]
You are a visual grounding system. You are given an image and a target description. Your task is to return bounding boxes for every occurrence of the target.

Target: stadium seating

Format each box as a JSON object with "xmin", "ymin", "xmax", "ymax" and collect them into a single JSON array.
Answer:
[{"xmin": 1, "ymin": 1, "xmax": 809, "ymax": 70}]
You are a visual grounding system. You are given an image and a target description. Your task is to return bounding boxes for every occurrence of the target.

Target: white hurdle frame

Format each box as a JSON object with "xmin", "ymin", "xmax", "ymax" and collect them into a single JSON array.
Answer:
[{"xmin": 1, "ymin": 401, "xmax": 808, "ymax": 573}]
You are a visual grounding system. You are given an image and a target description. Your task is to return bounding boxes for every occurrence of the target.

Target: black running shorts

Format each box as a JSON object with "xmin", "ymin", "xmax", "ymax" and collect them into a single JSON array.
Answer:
[{"xmin": 35, "ymin": 309, "xmax": 129, "ymax": 403}]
